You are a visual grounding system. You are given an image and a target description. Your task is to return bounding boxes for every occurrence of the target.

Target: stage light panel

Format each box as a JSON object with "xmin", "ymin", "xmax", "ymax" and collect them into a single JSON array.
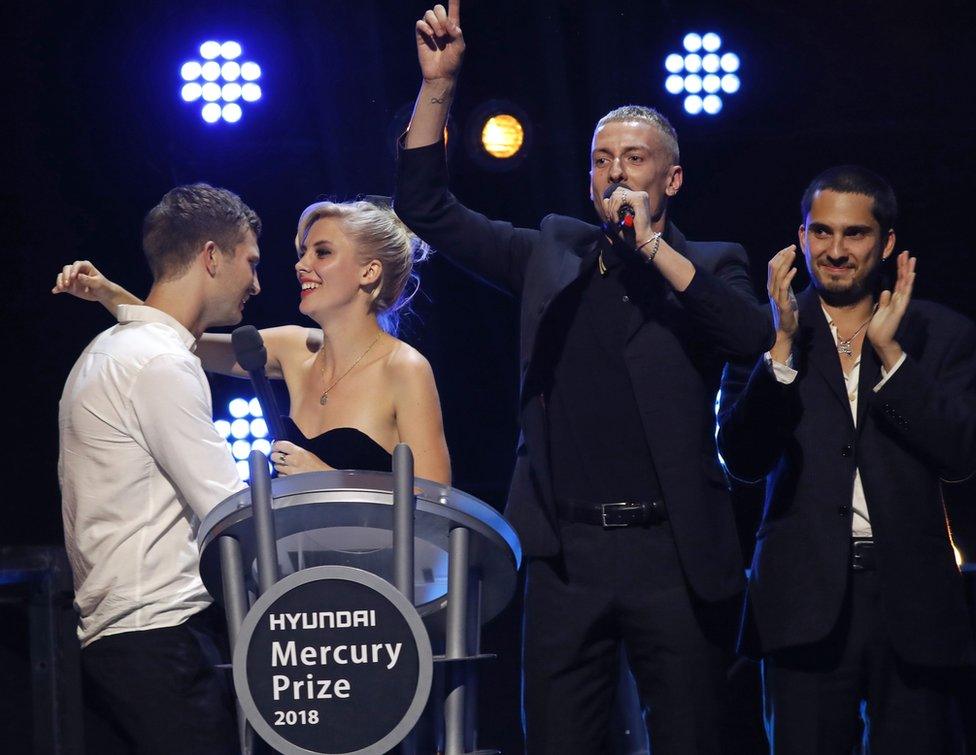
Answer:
[
  {"xmin": 179, "ymin": 41, "xmax": 263, "ymax": 123},
  {"xmin": 248, "ymin": 398, "xmax": 263, "ymax": 417},
  {"xmin": 663, "ymin": 33, "xmax": 741, "ymax": 116}
]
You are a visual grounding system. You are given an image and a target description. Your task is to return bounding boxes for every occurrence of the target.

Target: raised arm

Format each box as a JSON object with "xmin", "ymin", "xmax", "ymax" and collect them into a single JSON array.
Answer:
[
  {"xmin": 53, "ymin": 259, "xmax": 312, "ymax": 378},
  {"xmin": 53, "ymin": 260, "xmax": 141, "ymax": 314},
  {"xmin": 405, "ymin": 1, "xmax": 464, "ymax": 150},
  {"xmin": 193, "ymin": 326, "xmax": 315, "ymax": 379},
  {"xmin": 397, "ymin": 2, "xmax": 537, "ymax": 296}
]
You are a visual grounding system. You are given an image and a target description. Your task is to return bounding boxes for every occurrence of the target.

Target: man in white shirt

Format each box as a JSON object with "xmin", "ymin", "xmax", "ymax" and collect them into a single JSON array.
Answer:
[
  {"xmin": 57, "ymin": 183, "xmax": 260, "ymax": 754},
  {"xmin": 718, "ymin": 166, "xmax": 976, "ymax": 753}
]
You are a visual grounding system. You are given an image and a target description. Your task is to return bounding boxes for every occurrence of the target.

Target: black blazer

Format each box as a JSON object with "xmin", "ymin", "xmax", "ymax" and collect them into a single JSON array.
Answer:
[
  {"xmin": 395, "ymin": 142, "xmax": 772, "ymax": 602},
  {"xmin": 718, "ymin": 286, "xmax": 976, "ymax": 666}
]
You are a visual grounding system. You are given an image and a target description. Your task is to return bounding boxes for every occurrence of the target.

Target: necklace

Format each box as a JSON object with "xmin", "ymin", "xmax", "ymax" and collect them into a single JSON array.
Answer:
[
  {"xmin": 318, "ymin": 332, "xmax": 382, "ymax": 405},
  {"xmin": 836, "ymin": 309, "xmax": 876, "ymax": 357}
]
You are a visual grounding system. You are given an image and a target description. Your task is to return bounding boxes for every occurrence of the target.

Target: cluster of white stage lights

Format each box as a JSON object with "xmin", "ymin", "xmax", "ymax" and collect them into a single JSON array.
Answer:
[
  {"xmin": 214, "ymin": 398, "xmax": 272, "ymax": 481},
  {"xmin": 180, "ymin": 40, "xmax": 262, "ymax": 124},
  {"xmin": 664, "ymin": 33, "xmax": 741, "ymax": 115}
]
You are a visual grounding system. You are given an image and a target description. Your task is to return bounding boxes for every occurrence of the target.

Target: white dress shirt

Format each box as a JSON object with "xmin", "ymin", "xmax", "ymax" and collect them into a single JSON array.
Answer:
[
  {"xmin": 59, "ymin": 305, "xmax": 245, "ymax": 646},
  {"xmin": 766, "ymin": 306, "xmax": 906, "ymax": 538}
]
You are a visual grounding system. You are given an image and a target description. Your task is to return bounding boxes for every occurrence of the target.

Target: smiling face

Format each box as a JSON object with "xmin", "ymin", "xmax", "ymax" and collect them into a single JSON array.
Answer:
[
  {"xmin": 210, "ymin": 228, "xmax": 260, "ymax": 327},
  {"xmin": 800, "ymin": 189, "xmax": 895, "ymax": 306},
  {"xmin": 295, "ymin": 216, "xmax": 380, "ymax": 318},
  {"xmin": 589, "ymin": 120, "xmax": 682, "ymax": 227}
]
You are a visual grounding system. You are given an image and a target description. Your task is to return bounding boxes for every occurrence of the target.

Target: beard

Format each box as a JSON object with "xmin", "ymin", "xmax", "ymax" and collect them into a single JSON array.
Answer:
[{"xmin": 812, "ymin": 258, "xmax": 885, "ymax": 308}]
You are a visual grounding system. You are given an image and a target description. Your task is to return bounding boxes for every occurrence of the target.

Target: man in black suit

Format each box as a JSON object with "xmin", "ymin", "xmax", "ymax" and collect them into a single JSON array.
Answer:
[
  {"xmin": 718, "ymin": 166, "xmax": 976, "ymax": 753},
  {"xmin": 396, "ymin": 4, "xmax": 772, "ymax": 753}
]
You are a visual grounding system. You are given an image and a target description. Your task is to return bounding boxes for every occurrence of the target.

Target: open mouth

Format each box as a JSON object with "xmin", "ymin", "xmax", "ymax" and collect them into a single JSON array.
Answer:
[{"xmin": 300, "ymin": 281, "xmax": 320, "ymax": 298}]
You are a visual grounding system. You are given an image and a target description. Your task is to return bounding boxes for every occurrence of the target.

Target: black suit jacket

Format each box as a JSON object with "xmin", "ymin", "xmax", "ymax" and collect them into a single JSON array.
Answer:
[
  {"xmin": 395, "ymin": 141, "xmax": 773, "ymax": 602},
  {"xmin": 718, "ymin": 287, "xmax": 976, "ymax": 666}
]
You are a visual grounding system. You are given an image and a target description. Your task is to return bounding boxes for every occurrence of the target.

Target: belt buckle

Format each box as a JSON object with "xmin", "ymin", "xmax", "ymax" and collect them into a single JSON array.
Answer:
[{"xmin": 601, "ymin": 502, "xmax": 636, "ymax": 528}]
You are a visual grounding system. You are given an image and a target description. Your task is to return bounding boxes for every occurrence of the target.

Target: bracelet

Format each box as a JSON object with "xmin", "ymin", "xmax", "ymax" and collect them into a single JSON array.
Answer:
[{"xmin": 636, "ymin": 232, "xmax": 662, "ymax": 264}]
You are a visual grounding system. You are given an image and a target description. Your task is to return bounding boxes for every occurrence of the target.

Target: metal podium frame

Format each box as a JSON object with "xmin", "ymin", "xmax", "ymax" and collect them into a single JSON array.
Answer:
[{"xmin": 199, "ymin": 446, "xmax": 521, "ymax": 755}]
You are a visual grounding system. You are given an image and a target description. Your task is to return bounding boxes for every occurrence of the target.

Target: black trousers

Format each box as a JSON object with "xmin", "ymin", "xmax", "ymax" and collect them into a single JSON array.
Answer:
[
  {"xmin": 762, "ymin": 569, "xmax": 965, "ymax": 755},
  {"xmin": 81, "ymin": 605, "xmax": 238, "ymax": 755},
  {"xmin": 522, "ymin": 520, "xmax": 735, "ymax": 755}
]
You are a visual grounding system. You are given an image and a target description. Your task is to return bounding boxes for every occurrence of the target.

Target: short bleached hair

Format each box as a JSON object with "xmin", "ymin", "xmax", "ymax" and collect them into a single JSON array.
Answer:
[{"xmin": 595, "ymin": 105, "xmax": 680, "ymax": 166}]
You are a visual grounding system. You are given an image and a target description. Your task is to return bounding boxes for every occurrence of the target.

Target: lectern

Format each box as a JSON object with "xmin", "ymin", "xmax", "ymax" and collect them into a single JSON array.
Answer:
[{"xmin": 198, "ymin": 447, "xmax": 521, "ymax": 755}]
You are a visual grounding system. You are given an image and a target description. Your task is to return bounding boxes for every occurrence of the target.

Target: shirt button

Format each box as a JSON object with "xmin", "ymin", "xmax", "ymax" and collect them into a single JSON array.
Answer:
[
  {"xmin": 622, "ymin": 295, "xmax": 630, "ymax": 303},
  {"xmin": 838, "ymin": 505, "xmax": 850, "ymax": 517},
  {"xmin": 841, "ymin": 444, "xmax": 853, "ymax": 457}
]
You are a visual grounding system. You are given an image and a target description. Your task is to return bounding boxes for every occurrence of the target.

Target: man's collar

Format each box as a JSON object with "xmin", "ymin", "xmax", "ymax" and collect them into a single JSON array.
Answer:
[{"xmin": 116, "ymin": 304, "xmax": 197, "ymax": 350}]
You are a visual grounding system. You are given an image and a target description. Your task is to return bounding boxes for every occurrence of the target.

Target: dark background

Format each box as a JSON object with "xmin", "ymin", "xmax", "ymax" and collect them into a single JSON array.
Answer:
[{"xmin": 3, "ymin": 0, "xmax": 975, "ymax": 752}]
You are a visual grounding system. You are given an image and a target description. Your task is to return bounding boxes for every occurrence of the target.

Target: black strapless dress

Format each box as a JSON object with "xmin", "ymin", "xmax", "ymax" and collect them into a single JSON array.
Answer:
[{"xmin": 281, "ymin": 417, "xmax": 392, "ymax": 473}]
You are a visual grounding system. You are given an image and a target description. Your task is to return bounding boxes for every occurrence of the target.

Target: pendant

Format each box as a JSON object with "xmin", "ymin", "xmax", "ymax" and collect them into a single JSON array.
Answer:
[
  {"xmin": 319, "ymin": 392, "xmax": 328, "ymax": 406},
  {"xmin": 837, "ymin": 340, "xmax": 853, "ymax": 357}
]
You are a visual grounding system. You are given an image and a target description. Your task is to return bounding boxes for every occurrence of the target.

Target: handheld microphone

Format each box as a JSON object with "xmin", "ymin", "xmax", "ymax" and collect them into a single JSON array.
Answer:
[
  {"xmin": 231, "ymin": 326, "xmax": 288, "ymax": 442},
  {"xmin": 603, "ymin": 182, "xmax": 634, "ymax": 229}
]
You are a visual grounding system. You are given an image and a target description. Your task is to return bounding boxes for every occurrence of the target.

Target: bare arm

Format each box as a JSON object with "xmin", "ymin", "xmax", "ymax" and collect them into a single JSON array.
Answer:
[
  {"xmin": 196, "ymin": 326, "xmax": 314, "ymax": 379},
  {"xmin": 405, "ymin": 2, "xmax": 464, "ymax": 149},
  {"xmin": 391, "ymin": 350, "xmax": 452, "ymax": 485},
  {"xmin": 53, "ymin": 260, "xmax": 315, "ymax": 378},
  {"xmin": 53, "ymin": 260, "xmax": 141, "ymax": 314}
]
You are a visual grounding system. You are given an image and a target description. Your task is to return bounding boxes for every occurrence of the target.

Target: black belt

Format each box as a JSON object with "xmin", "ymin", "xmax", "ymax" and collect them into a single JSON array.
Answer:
[
  {"xmin": 558, "ymin": 499, "xmax": 667, "ymax": 528},
  {"xmin": 851, "ymin": 539, "xmax": 876, "ymax": 571}
]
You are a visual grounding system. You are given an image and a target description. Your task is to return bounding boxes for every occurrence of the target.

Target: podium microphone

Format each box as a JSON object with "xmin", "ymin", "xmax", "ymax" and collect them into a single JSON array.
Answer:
[
  {"xmin": 603, "ymin": 182, "xmax": 634, "ymax": 230},
  {"xmin": 231, "ymin": 326, "xmax": 288, "ymax": 442}
]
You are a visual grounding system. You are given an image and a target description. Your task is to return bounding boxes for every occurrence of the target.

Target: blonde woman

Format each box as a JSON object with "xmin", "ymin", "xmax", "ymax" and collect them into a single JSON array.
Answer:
[{"xmin": 55, "ymin": 199, "xmax": 451, "ymax": 484}]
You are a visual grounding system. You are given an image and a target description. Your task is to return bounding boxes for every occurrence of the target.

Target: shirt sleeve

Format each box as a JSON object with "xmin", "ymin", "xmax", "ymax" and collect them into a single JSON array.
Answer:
[
  {"xmin": 764, "ymin": 352, "xmax": 798, "ymax": 384},
  {"xmin": 129, "ymin": 353, "xmax": 245, "ymax": 519},
  {"xmin": 873, "ymin": 351, "xmax": 907, "ymax": 392}
]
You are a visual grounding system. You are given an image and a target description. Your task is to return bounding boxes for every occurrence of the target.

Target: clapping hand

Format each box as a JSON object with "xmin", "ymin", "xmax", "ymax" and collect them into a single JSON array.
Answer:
[
  {"xmin": 867, "ymin": 251, "xmax": 915, "ymax": 370},
  {"xmin": 767, "ymin": 245, "xmax": 799, "ymax": 362}
]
